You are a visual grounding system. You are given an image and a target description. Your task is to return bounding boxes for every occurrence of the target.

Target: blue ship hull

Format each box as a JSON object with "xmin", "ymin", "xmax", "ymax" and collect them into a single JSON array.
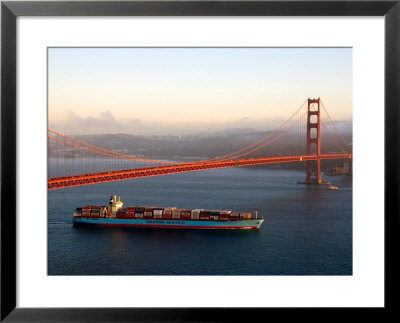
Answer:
[{"xmin": 73, "ymin": 217, "xmax": 264, "ymax": 230}]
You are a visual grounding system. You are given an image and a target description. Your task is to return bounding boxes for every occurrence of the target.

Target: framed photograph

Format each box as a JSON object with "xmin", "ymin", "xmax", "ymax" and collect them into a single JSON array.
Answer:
[{"xmin": 1, "ymin": 1, "xmax": 399, "ymax": 321}]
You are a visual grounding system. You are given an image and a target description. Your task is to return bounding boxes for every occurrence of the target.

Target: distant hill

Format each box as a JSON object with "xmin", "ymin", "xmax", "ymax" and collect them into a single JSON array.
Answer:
[{"xmin": 68, "ymin": 127, "xmax": 352, "ymax": 163}]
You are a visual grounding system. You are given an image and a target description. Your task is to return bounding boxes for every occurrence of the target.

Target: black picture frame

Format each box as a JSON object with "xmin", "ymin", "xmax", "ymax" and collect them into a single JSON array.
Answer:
[{"xmin": 1, "ymin": 1, "xmax": 399, "ymax": 321}]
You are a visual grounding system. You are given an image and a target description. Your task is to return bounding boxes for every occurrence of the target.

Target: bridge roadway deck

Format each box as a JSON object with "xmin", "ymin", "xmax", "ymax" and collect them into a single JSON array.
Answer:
[{"xmin": 48, "ymin": 154, "xmax": 352, "ymax": 190}]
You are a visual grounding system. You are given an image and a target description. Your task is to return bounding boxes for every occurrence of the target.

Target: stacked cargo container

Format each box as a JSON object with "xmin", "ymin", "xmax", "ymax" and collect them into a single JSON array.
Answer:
[
  {"xmin": 116, "ymin": 209, "xmax": 126, "ymax": 218},
  {"xmin": 126, "ymin": 207, "xmax": 135, "ymax": 219},
  {"xmin": 163, "ymin": 207, "xmax": 173, "ymax": 219},
  {"xmin": 181, "ymin": 210, "xmax": 191, "ymax": 220},
  {"xmin": 199, "ymin": 211, "xmax": 210, "ymax": 220},
  {"xmin": 75, "ymin": 203, "xmax": 253, "ymax": 223},
  {"xmin": 239, "ymin": 212, "xmax": 251, "ymax": 220},
  {"xmin": 108, "ymin": 207, "xmax": 248, "ymax": 221},
  {"xmin": 219, "ymin": 210, "xmax": 231, "ymax": 221},
  {"xmin": 209, "ymin": 211, "xmax": 219, "ymax": 221},
  {"xmin": 91, "ymin": 206, "xmax": 101, "ymax": 218},
  {"xmin": 73, "ymin": 207, "xmax": 82, "ymax": 218},
  {"xmin": 153, "ymin": 208, "xmax": 163, "ymax": 219},
  {"xmin": 144, "ymin": 207, "xmax": 153, "ymax": 219},
  {"xmin": 191, "ymin": 209, "xmax": 202, "ymax": 220},
  {"xmin": 82, "ymin": 206, "xmax": 92, "ymax": 217},
  {"xmin": 135, "ymin": 207, "xmax": 144, "ymax": 218},
  {"xmin": 230, "ymin": 211, "xmax": 240, "ymax": 221},
  {"xmin": 172, "ymin": 209, "xmax": 182, "ymax": 219}
]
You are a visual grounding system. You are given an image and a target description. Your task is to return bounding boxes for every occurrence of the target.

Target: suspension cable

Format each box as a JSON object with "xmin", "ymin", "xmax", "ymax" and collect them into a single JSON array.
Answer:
[
  {"xmin": 320, "ymin": 100, "xmax": 352, "ymax": 152},
  {"xmin": 48, "ymin": 130, "xmax": 175, "ymax": 164},
  {"xmin": 208, "ymin": 99, "xmax": 308, "ymax": 161}
]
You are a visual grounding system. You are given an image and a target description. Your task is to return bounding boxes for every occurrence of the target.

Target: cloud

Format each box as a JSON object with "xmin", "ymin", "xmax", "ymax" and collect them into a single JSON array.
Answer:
[
  {"xmin": 49, "ymin": 110, "xmax": 351, "ymax": 136},
  {"xmin": 51, "ymin": 110, "xmax": 136, "ymax": 135}
]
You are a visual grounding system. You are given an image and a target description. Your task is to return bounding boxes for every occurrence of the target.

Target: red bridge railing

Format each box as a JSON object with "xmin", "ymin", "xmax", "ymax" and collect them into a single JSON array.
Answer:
[{"xmin": 48, "ymin": 153, "xmax": 352, "ymax": 190}]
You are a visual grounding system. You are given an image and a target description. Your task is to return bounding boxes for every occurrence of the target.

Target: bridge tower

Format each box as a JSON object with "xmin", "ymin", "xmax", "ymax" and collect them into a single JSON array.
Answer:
[{"xmin": 305, "ymin": 97, "xmax": 322, "ymax": 184}]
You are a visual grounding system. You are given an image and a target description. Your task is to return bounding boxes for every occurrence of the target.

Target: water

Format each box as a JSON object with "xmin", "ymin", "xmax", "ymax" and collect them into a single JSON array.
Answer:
[{"xmin": 48, "ymin": 168, "xmax": 352, "ymax": 275}]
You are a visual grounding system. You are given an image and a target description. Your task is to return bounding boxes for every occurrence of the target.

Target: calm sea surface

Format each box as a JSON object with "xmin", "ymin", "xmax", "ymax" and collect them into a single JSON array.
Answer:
[{"xmin": 48, "ymin": 167, "xmax": 352, "ymax": 275}]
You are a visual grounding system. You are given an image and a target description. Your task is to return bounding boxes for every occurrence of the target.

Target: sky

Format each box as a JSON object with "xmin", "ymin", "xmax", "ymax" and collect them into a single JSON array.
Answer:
[{"xmin": 48, "ymin": 47, "xmax": 352, "ymax": 135}]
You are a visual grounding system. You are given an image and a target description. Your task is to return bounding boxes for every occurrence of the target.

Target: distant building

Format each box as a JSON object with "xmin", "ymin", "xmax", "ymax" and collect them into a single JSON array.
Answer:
[{"xmin": 325, "ymin": 160, "xmax": 352, "ymax": 175}]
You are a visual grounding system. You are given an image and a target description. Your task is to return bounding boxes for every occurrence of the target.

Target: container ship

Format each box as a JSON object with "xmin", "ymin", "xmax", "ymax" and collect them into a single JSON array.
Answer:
[{"xmin": 73, "ymin": 195, "xmax": 264, "ymax": 230}]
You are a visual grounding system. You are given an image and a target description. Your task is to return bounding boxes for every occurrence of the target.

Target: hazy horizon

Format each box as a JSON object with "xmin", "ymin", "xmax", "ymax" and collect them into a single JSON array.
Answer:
[
  {"xmin": 48, "ymin": 47, "xmax": 352, "ymax": 136},
  {"xmin": 60, "ymin": 119, "xmax": 353, "ymax": 138}
]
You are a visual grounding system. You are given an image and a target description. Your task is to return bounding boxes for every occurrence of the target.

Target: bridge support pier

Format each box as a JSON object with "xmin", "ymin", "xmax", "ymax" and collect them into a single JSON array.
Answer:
[{"xmin": 298, "ymin": 98, "xmax": 329, "ymax": 185}]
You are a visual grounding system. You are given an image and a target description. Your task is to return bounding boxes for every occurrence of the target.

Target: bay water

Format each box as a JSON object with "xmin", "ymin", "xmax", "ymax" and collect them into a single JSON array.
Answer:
[{"xmin": 48, "ymin": 167, "xmax": 352, "ymax": 275}]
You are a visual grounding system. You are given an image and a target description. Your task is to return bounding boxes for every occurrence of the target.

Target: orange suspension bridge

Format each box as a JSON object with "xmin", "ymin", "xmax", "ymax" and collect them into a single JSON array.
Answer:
[{"xmin": 48, "ymin": 98, "xmax": 352, "ymax": 190}]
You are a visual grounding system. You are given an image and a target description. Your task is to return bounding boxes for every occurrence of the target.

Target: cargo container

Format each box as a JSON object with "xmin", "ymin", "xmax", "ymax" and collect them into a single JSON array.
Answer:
[
  {"xmin": 221, "ymin": 210, "xmax": 232, "ymax": 215},
  {"xmin": 162, "ymin": 213, "xmax": 172, "ymax": 219},
  {"xmin": 229, "ymin": 212, "xmax": 240, "ymax": 221},
  {"xmin": 163, "ymin": 207, "xmax": 174, "ymax": 219},
  {"xmin": 219, "ymin": 211, "xmax": 229, "ymax": 221},
  {"xmin": 172, "ymin": 209, "xmax": 182, "ymax": 219},
  {"xmin": 116, "ymin": 210, "xmax": 126, "ymax": 219},
  {"xmin": 181, "ymin": 210, "xmax": 191, "ymax": 220},
  {"xmin": 191, "ymin": 209, "xmax": 202, "ymax": 219},
  {"xmin": 209, "ymin": 211, "xmax": 219, "ymax": 221},
  {"xmin": 240, "ymin": 212, "xmax": 251, "ymax": 220},
  {"xmin": 135, "ymin": 211, "xmax": 144, "ymax": 219},
  {"xmin": 153, "ymin": 209, "xmax": 163, "ymax": 219},
  {"xmin": 199, "ymin": 211, "xmax": 210, "ymax": 220},
  {"xmin": 144, "ymin": 207, "xmax": 154, "ymax": 219}
]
